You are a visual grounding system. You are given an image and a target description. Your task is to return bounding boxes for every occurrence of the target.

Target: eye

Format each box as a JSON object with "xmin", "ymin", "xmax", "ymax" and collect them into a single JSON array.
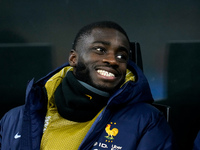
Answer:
[
  {"xmin": 116, "ymin": 53, "xmax": 128, "ymax": 62},
  {"xmin": 94, "ymin": 47, "xmax": 106, "ymax": 53}
]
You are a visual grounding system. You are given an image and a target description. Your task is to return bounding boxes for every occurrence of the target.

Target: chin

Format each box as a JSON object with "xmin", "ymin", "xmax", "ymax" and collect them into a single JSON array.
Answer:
[
  {"xmin": 93, "ymin": 80, "xmax": 123, "ymax": 92},
  {"xmin": 94, "ymin": 84, "xmax": 119, "ymax": 93}
]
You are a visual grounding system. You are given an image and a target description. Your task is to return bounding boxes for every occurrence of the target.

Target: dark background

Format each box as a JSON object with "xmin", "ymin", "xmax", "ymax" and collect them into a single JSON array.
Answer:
[{"xmin": 1, "ymin": 0, "xmax": 200, "ymax": 149}]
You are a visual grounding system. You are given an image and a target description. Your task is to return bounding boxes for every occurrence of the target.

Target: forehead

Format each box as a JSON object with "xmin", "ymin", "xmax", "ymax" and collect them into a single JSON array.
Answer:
[
  {"xmin": 77, "ymin": 28, "xmax": 130, "ymax": 48},
  {"xmin": 90, "ymin": 28, "xmax": 129, "ymax": 44}
]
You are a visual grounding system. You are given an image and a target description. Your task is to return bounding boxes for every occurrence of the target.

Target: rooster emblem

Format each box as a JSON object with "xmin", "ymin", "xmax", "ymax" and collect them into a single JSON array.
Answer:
[{"xmin": 105, "ymin": 124, "xmax": 119, "ymax": 140}]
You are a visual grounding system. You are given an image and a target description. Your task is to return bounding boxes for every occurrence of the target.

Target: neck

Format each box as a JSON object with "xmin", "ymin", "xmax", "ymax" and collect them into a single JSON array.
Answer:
[{"xmin": 78, "ymin": 80, "xmax": 110, "ymax": 97}]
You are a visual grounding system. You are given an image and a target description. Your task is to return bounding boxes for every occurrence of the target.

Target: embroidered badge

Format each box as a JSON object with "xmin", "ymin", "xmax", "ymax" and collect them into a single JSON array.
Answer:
[
  {"xmin": 85, "ymin": 94, "xmax": 92, "ymax": 100},
  {"xmin": 14, "ymin": 132, "xmax": 21, "ymax": 139},
  {"xmin": 105, "ymin": 122, "xmax": 119, "ymax": 141}
]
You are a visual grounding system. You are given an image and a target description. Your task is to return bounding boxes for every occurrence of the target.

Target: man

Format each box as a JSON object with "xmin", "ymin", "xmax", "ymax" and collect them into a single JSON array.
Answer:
[{"xmin": 0, "ymin": 21, "xmax": 176, "ymax": 149}]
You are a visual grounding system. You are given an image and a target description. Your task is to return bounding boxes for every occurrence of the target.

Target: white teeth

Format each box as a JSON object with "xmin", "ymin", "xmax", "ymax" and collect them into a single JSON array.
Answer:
[{"xmin": 97, "ymin": 70, "xmax": 115, "ymax": 77}]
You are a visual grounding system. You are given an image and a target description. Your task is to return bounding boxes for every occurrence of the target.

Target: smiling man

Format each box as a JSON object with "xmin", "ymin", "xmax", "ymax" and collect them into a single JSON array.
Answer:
[
  {"xmin": 0, "ymin": 21, "xmax": 177, "ymax": 150},
  {"xmin": 71, "ymin": 27, "xmax": 129, "ymax": 92}
]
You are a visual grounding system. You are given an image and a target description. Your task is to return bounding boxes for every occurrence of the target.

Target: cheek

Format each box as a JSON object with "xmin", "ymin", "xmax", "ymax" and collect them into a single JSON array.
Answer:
[
  {"xmin": 80, "ymin": 53, "xmax": 94, "ymax": 63},
  {"xmin": 121, "ymin": 64, "xmax": 127, "ymax": 74},
  {"xmin": 82, "ymin": 53, "xmax": 101, "ymax": 67}
]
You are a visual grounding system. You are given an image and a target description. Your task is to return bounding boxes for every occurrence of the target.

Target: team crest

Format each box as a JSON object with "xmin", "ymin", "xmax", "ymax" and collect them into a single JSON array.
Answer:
[{"xmin": 105, "ymin": 122, "xmax": 119, "ymax": 141}]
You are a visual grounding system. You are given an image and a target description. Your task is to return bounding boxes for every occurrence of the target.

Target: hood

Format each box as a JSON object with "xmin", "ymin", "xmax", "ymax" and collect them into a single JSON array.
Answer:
[{"xmin": 107, "ymin": 60, "xmax": 154, "ymax": 108}]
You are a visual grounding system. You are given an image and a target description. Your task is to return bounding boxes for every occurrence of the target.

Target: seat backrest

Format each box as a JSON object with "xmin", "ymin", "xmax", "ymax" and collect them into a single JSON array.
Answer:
[
  {"xmin": 130, "ymin": 42, "xmax": 143, "ymax": 71},
  {"xmin": 130, "ymin": 42, "xmax": 170, "ymax": 123},
  {"xmin": 152, "ymin": 103, "xmax": 171, "ymax": 123}
]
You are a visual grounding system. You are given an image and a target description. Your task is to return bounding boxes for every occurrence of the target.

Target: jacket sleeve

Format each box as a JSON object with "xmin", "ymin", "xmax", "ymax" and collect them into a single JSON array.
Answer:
[
  {"xmin": 0, "ymin": 112, "xmax": 7, "ymax": 150},
  {"xmin": 0, "ymin": 106, "xmax": 24, "ymax": 150},
  {"xmin": 0, "ymin": 112, "xmax": 9, "ymax": 150},
  {"xmin": 0, "ymin": 117, "xmax": 3, "ymax": 149},
  {"xmin": 193, "ymin": 130, "xmax": 200, "ymax": 150},
  {"xmin": 136, "ymin": 114, "xmax": 177, "ymax": 150}
]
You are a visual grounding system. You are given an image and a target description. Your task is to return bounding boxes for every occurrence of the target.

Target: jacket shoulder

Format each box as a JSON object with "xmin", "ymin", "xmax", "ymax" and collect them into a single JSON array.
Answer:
[
  {"xmin": 0, "ymin": 106, "xmax": 25, "ymax": 149},
  {"xmin": 114, "ymin": 103, "xmax": 176, "ymax": 149},
  {"xmin": 122, "ymin": 102, "xmax": 162, "ymax": 118},
  {"xmin": 1, "ymin": 105, "xmax": 24, "ymax": 128}
]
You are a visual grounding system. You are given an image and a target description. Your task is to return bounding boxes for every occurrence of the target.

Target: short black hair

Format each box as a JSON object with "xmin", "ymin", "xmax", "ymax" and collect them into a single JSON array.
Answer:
[{"xmin": 72, "ymin": 21, "xmax": 130, "ymax": 50}]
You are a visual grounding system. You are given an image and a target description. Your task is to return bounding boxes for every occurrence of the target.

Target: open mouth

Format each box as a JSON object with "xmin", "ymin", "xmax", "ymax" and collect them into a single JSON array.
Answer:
[{"xmin": 97, "ymin": 70, "xmax": 115, "ymax": 77}]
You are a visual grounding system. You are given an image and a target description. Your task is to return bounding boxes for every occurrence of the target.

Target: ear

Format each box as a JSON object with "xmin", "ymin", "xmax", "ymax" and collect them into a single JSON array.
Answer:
[{"xmin": 69, "ymin": 49, "xmax": 78, "ymax": 67}]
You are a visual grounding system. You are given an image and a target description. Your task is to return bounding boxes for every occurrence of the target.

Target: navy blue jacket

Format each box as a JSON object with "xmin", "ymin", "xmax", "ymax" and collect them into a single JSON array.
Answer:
[
  {"xmin": 194, "ymin": 131, "xmax": 200, "ymax": 150},
  {"xmin": 0, "ymin": 61, "xmax": 177, "ymax": 150}
]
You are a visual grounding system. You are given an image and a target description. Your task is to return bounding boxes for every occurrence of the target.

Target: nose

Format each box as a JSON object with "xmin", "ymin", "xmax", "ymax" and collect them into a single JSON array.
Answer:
[{"xmin": 102, "ymin": 53, "xmax": 119, "ymax": 66}]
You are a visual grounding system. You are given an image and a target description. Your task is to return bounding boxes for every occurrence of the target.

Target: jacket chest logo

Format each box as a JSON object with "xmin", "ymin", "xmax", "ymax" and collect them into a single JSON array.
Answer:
[
  {"xmin": 92, "ymin": 122, "xmax": 122, "ymax": 149},
  {"xmin": 105, "ymin": 122, "xmax": 119, "ymax": 142}
]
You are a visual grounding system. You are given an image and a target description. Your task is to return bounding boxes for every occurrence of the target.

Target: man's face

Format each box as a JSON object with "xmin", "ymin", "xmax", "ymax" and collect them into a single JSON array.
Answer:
[{"xmin": 70, "ymin": 28, "xmax": 130, "ymax": 92}]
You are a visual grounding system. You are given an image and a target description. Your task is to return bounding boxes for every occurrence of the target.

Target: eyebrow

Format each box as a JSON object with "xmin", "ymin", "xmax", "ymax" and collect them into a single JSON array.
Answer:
[
  {"xmin": 92, "ymin": 41, "xmax": 129, "ymax": 53},
  {"xmin": 92, "ymin": 41, "xmax": 110, "ymax": 45},
  {"xmin": 118, "ymin": 46, "xmax": 129, "ymax": 54}
]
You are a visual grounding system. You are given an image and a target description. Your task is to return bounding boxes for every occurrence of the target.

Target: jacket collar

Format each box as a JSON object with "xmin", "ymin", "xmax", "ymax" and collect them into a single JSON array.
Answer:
[{"xmin": 27, "ymin": 61, "xmax": 153, "ymax": 107}]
